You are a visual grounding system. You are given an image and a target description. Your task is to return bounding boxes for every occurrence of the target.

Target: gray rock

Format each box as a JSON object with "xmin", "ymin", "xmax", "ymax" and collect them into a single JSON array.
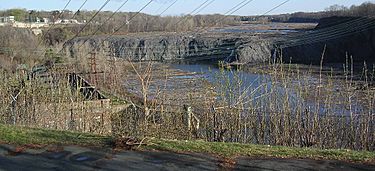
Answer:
[
  {"xmin": 280, "ymin": 17, "xmax": 375, "ymax": 64},
  {"xmin": 62, "ymin": 32, "xmax": 274, "ymax": 63}
]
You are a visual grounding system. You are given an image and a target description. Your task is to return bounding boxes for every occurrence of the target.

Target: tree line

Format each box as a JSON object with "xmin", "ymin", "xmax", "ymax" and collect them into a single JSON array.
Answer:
[
  {"xmin": 0, "ymin": 8, "xmax": 238, "ymax": 32},
  {"xmin": 1, "ymin": 1, "xmax": 374, "ymax": 71},
  {"xmin": 242, "ymin": 2, "xmax": 375, "ymax": 22}
]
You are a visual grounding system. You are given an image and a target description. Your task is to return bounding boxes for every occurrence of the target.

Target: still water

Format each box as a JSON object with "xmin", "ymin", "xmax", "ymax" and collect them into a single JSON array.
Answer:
[{"xmin": 171, "ymin": 64, "xmax": 367, "ymax": 117}]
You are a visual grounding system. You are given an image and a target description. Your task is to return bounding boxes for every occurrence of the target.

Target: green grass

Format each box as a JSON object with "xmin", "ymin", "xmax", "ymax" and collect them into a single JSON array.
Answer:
[
  {"xmin": 0, "ymin": 124, "xmax": 374, "ymax": 164},
  {"xmin": 0, "ymin": 124, "xmax": 111, "ymax": 146},
  {"xmin": 146, "ymin": 139, "xmax": 375, "ymax": 163}
]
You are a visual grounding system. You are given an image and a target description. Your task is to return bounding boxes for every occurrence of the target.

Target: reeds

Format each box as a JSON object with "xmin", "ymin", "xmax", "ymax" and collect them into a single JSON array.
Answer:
[
  {"xmin": 0, "ymin": 64, "xmax": 112, "ymax": 134},
  {"xmin": 111, "ymin": 58, "xmax": 374, "ymax": 151},
  {"xmin": 0, "ymin": 54, "xmax": 373, "ymax": 151}
]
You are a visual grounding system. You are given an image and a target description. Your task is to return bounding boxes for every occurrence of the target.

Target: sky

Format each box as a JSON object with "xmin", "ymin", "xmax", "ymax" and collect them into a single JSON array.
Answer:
[{"xmin": 0, "ymin": 0, "xmax": 372, "ymax": 16}]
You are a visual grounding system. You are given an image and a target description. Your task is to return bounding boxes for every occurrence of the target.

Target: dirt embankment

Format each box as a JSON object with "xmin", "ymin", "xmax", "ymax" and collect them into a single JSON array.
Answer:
[{"xmin": 281, "ymin": 16, "xmax": 375, "ymax": 64}]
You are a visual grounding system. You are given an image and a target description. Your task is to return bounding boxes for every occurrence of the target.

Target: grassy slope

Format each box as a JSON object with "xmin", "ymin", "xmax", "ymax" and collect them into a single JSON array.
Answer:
[
  {"xmin": 147, "ymin": 139, "xmax": 375, "ymax": 163},
  {"xmin": 0, "ymin": 124, "xmax": 111, "ymax": 146},
  {"xmin": 0, "ymin": 124, "xmax": 374, "ymax": 163}
]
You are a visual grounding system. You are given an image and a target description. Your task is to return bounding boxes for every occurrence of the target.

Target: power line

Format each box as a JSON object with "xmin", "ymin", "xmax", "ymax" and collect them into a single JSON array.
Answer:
[
  {"xmin": 112, "ymin": 0, "xmax": 154, "ymax": 34},
  {"xmin": 174, "ymin": 0, "xmax": 215, "ymax": 27},
  {"xmin": 62, "ymin": 0, "xmax": 112, "ymax": 48},
  {"xmin": 154, "ymin": 3, "xmax": 166, "ymax": 14},
  {"xmin": 282, "ymin": 23, "xmax": 375, "ymax": 48},
  {"xmin": 158, "ymin": 0, "xmax": 179, "ymax": 16},
  {"xmin": 71, "ymin": 0, "xmax": 89, "ymax": 19},
  {"xmin": 260, "ymin": 0, "xmax": 290, "ymax": 17},
  {"xmin": 197, "ymin": 0, "xmax": 286, "ymax": 27},
  {"xmin": 193, "ymin": 0, "xmax": 254, "ymax": 33},
  {"xmin": 278, "ymin": 17, "xmax": 368, "ymax": 42},
  {"xmin": 192, "ymin": 0, "xmax": 290, "ymax": 48},
  {"xmin": 68, "ymin": 0, "xmax": 154, "ymax": 61},
  {"xmin": 40, "ymin": 0, "xmax": 73, "ymax": 39},
  {"xmin": 195, "ymin": 0, "xmax": 290, "ymax": 34},
  {"xmin": 70, "ymin": 0, "xmax": 291, "ymax": 64},
  {"xmin": 1, "ymin": 42, "xmax": 248, "ymax": 56},
  {"xmin": 16, "ymin": 0, "xmax": 76, "ymax": 65},
  {"xmin": 227, "ymin": 0, "xmax": 249, "ymax": 13},
  {"xmin": 279, "ymin": 17, "xmax": 375, "ymax": 48},
  {"xmin": 61, "ymin": 0, "xmax": 292, "ymax": 65},
  {"xmin": 189, "ymin": 0, "xmax": 212, "ymax": 15},
  {"xmin": 228, "ymin": 0, "xmax": 254, "ymax": 16},
  {"xmin": 110, "ymin": 41, "xmax": 246, "ymax": 52},
  {"xmin": 184, "ymin": 0, "xmax": 291, "ymax": 37},
  {"xmin": 184, "ymin": 0, "xmax": 292, "ymax": 61},
  {"xmin": 67, "ymin": 0, "xmax": 131, "ymax": 53},
  {"xmin": 194, "ymin": 0, "xmax": 216, "ymax": 15},
  {"xmin": 76, "ymin": 0, "xmax": 154, "ymax": 51},
  {"xmin": 5, "ymin": 17, "xmax": 375, "ymax": 63},
  {"xmin": 75, "ymin": 36, "xmax": 245, "ymax": 58},
  {"xmin": 66, "ymin": 0, "xmax": 251, "ymax": 58},
  {"xmin": 54, "ymin": 0, "xmax": 73, "ymax": 21}
]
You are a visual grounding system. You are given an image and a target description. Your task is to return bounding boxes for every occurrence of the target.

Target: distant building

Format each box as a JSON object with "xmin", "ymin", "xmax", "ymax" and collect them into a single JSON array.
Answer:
[
  {"xmin": 33, "ymin": 17, "xmax": 50, "ymax": 24},
  {"xmin": 0, "ymin": 15, "xmax": 49, "ymax": 29},
  {"xmin": 55, "ymin": 19, "xmax": 81, "ymax": 24},
  {"xmin": 41, "ymin": 18, "xmax": 49, "ymax": 23},
  {"xmin": 28, "ymin": 16, "xmax": 50, "ymax": 24},
  {"xmin": 0, "ymin": 16, "xmax": 15, "ymax": 23}
]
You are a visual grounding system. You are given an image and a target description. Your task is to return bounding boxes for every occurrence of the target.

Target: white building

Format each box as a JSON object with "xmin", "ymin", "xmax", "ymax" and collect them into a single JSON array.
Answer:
[
  {"xmin": 0, "ymin": 16, "xmax": 15, "ymax": 23},
  {"xmin": 55, "ymin": 19, "xmax": 81, "ymax": 24},
  {"xmin": 42, "ymin": 18, "xmax": 49, "ymax": 23},
  {"xmin": 0, "ymin": 15, "xmax": 49, "ymax": 29}
]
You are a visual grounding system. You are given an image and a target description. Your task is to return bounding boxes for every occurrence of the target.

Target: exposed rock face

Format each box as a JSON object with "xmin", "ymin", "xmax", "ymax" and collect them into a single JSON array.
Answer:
[
  {"xmin": 280, "ymin": 17, "xmax": 375, "ymax": 64},
  {"xmin": 63, "ymin": 32, "xmax": 274, "ymax": 63},
  {"xmin": 62, "ymin": 17, "xmax": 375, "ymax": 65},
  {"xmin": 238, "ymin": 40, "xmax": 273, "ymax": 63}
]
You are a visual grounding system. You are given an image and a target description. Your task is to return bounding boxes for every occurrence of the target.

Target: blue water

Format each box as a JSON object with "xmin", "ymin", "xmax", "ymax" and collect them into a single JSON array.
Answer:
[
  {"xmin": 172, "ymin": 64, "xmax": 275, "ymax": 110},
  {"xmin": 172, "ymin": 64, "xmax": 263, "ymax": 86},
  {"xmin": 213, "ymin": 28, "xmax": 298, "ymax": 35},
  {"xmin": 172, "ymin": 64, "xmax": 367, "ymax": 117}
]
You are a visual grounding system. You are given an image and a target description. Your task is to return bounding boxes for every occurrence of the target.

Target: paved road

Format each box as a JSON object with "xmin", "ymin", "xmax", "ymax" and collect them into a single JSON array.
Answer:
[{"xmin": 0, "ymin": 144, "xmax": 374, "ymax": 171}]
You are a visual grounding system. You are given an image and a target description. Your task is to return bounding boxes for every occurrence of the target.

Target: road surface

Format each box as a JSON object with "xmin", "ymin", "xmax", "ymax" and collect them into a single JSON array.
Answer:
[{"xmin": 0, "ymin": 144, "xmax": 374, "ymax": 171}]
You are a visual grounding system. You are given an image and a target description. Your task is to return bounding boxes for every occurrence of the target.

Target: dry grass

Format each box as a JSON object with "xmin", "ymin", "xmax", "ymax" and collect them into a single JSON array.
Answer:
[
  {"xmin": 0, "ymin": 52, "xmax": 373, "ymax": 152},
  {"xmin": 111, "ymin": 59, "xmax": 375, "ymax": 151}
]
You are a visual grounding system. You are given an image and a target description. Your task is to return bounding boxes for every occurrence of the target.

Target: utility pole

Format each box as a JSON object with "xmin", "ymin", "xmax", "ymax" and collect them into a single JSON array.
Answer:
[
  {"xmin": 106, "ymin": 52, "xmax": 118, "ymax": 94},
  {"xmin": 89, "ymin": 51, "xmax": 98, "ymax": 85},
  {"xmin": 112, "ymin": 53, "xmax": 118, "ymax": 86}
]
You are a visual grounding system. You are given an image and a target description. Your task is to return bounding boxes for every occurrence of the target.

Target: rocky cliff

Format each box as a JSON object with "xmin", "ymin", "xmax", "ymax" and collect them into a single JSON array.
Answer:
[
  {"xmin": 62, "ymin": 17, "xmax": 375, "ymax": 65},
  {"xmin": 280, "ymin": 17, "xmax": 375, "ymax": 64},
  {"xmin": 62, "ymin": 32, "xmax": 274, "ymax": 64}
]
